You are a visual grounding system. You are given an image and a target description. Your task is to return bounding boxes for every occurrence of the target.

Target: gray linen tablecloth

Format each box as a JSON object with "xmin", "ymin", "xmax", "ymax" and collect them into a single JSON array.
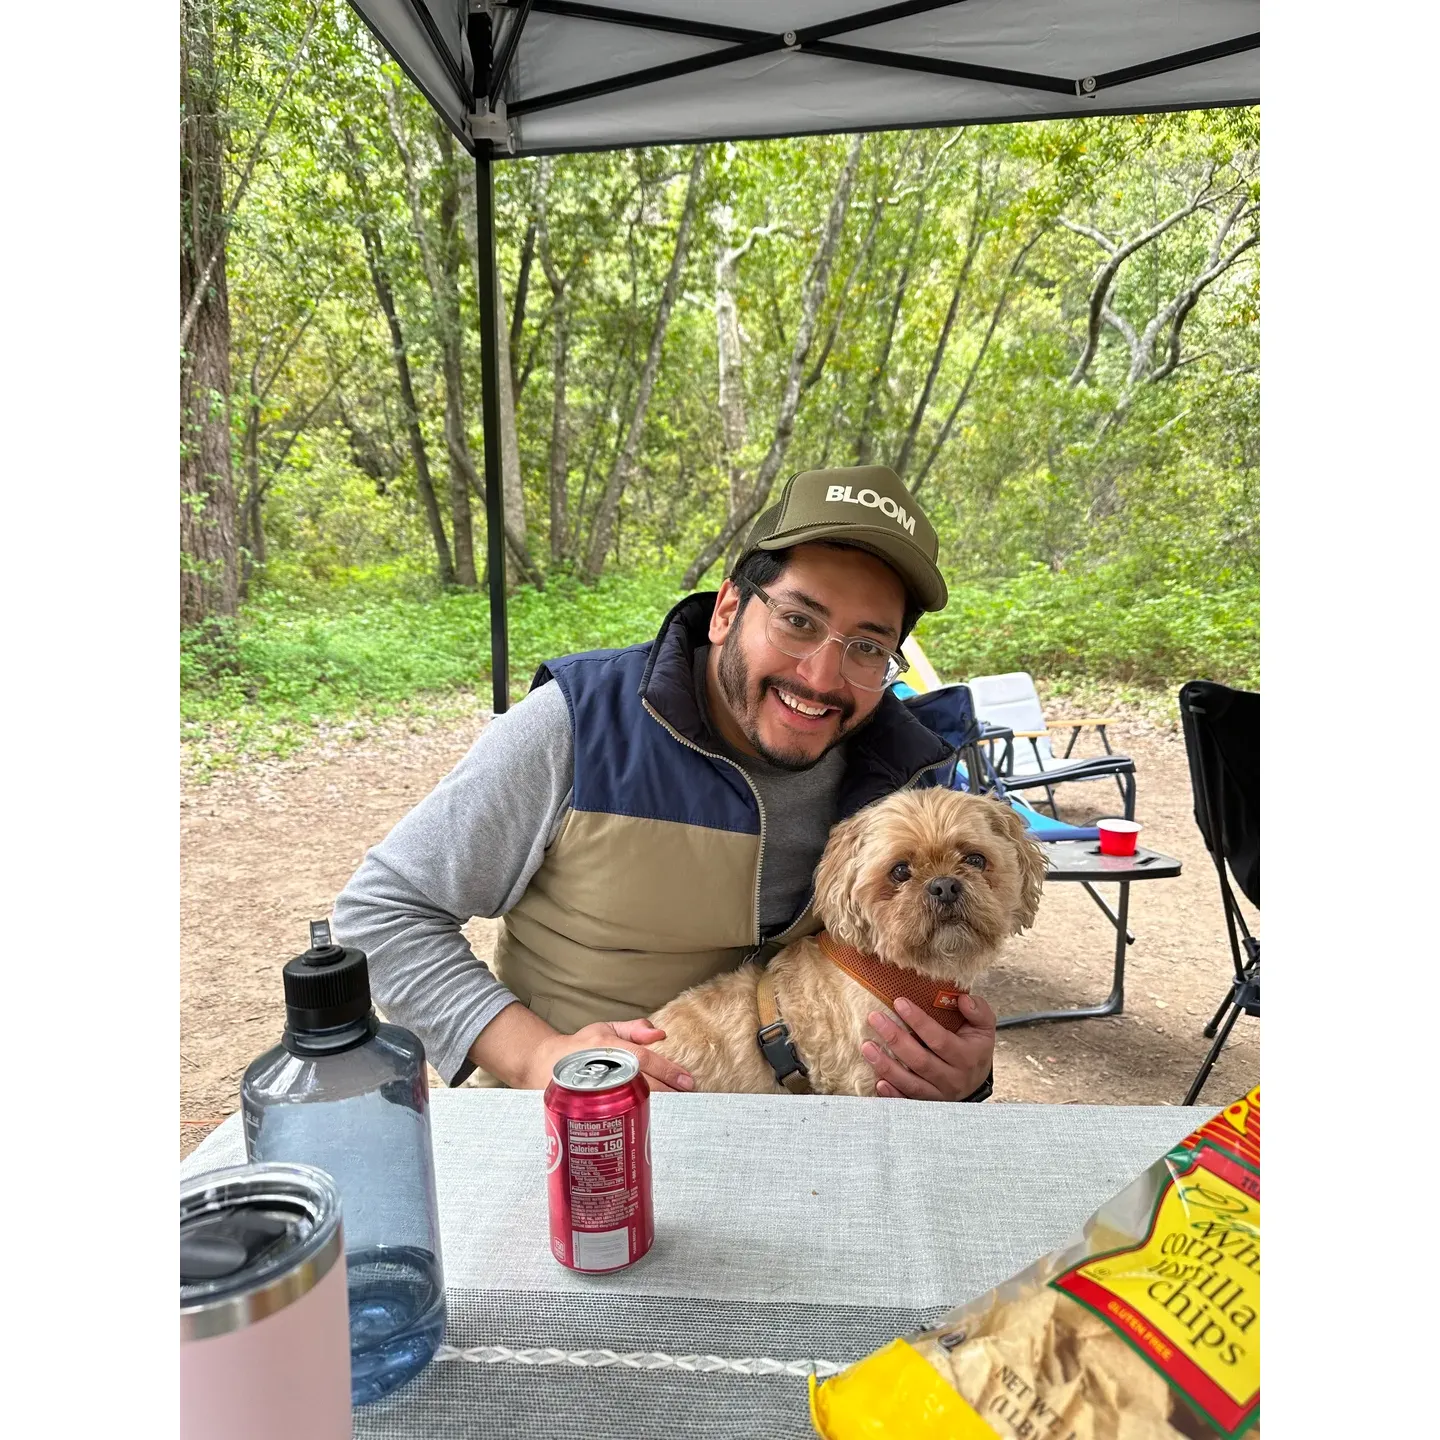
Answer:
[{"xmin": 183, "ymin": 1092, "xmax": 1214, "ymax": 1438}]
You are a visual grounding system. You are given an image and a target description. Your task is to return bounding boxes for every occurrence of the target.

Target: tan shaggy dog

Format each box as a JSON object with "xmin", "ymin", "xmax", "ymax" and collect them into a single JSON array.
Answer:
[{"xmin": 649, "ymin": 788, "xmax": 1046, "ymax": 1095}]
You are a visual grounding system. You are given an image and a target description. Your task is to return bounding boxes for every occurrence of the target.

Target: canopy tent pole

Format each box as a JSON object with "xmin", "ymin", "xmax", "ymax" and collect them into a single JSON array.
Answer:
[
  {"xmin": 474, "ymin": 143, "xmax": 510, "ymax": 716},
  {"xmin": 469, "ymin": 0, "xmax": 513, "ymax": 715}
]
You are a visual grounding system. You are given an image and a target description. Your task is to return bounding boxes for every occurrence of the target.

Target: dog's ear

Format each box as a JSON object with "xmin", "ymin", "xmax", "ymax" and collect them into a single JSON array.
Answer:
[
  {"xmin": 982, "ymin": 799, "xmax": 1047, "ymax": 932},
  {"xmin": 811, "ymin": 806, "xmax": 875, "ymax": 948}
]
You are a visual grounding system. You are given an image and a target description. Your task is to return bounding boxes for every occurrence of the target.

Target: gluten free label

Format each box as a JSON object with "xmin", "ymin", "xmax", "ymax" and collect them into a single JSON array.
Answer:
[{"xmin": 1053, "ymin": 1146, "xmax": 1260, "ymax": 1436}]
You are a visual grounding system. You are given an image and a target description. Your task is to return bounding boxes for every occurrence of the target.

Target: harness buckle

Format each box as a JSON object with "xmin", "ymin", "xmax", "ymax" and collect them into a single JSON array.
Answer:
[{"xmin": 757, "ymin": 1019, "xmax": 810, "ymax": 1086}]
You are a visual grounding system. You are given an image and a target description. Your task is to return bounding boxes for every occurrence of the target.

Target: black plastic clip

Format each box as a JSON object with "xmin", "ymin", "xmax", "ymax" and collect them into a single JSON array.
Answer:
[{"xmin": 757, "ymin": 1020, "xmax": 810, "ymax": 1087}]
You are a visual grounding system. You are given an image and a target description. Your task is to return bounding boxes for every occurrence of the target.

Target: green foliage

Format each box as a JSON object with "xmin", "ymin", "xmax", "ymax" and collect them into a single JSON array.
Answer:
[
  {"xmin": 181, "ymin": 555, "xmax": 1255, "ymax": 776},
  {"xmin": 185, "ymin": 1, "xmax": 1259, "ymax": 763},
  {"xmin": 181, "ymin": 568, "xmax": 687, "ymax": 770},
  {"xmin": 918, "ymin": 566, "xmax": 1258, "ymax": 692}
]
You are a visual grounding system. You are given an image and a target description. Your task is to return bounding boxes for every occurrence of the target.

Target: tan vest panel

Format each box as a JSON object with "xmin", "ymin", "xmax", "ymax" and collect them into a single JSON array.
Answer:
[{"xmin": 495, "ymin": 808, "xmax": 766, "ymax": 1034}]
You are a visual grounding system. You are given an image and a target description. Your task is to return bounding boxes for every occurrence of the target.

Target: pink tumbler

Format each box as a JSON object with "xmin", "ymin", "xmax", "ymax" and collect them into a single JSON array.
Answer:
[{"xmin": 181, "ymin": 1163, "xmax": 352, "ymax": 1440}]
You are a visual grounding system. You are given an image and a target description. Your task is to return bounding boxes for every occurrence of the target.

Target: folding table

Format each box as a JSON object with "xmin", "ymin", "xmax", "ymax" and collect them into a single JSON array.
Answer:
[{"xmin": 997, "ymin": 840, "xmax": 1182, "ymax": 1030}]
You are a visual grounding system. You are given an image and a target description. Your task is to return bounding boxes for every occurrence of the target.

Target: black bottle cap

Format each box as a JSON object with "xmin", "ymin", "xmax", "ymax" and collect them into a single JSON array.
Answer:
[{"xmin": 282, "ymin": 919, "xmax": 372, "ymax": 1034}]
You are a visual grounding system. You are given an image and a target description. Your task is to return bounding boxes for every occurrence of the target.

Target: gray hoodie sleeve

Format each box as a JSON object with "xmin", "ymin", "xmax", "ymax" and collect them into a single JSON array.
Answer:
[{"xmin": 332, "ymin": 679, "xmax": 574, "ymax": 1085}]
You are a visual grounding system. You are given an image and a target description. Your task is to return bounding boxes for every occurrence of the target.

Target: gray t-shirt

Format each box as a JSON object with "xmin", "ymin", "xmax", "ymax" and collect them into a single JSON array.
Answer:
[
  {"xmin": 333, "ymin": 651, "xmax": 846, "ymax": 1084},
  {"xmin": 691, "ymin": 644, "xmax": 846, "ymax": 932}
]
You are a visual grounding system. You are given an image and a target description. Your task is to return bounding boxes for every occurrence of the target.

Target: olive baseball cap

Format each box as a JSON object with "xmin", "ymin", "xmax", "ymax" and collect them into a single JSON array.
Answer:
[{"xmin": 735, "ymin": 466, "xmax": 948, "ymax": 611}]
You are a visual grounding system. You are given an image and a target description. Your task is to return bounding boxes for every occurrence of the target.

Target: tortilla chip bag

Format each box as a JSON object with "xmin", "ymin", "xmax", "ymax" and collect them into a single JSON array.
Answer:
[{"xmin": 811, "ymin": 1088, "xmax": 1259, "ymax": 1439}]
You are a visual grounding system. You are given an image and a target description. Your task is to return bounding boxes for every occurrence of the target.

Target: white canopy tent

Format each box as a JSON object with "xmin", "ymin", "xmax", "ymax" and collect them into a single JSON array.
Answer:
[{"xmin": 347, "ymin": 0, "xmax": 1259, "ymax": 708}]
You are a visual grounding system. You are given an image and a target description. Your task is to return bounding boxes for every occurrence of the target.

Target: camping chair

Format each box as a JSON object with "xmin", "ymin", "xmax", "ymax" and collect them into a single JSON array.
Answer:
[
  {"xmin": 968, "ymin": 672, "xmax": 1136, "ymax": 820},
  {"xmin": 1178, "ymin": 680, "xmax": 1259, "ymax": 1106},
  {"xmin": 899, "ymin": 684, "xmax": 1102, "ymax": 842},
  {"xmin": 899, "ymin": 683, "xmax": 988, "ymax": 798}
]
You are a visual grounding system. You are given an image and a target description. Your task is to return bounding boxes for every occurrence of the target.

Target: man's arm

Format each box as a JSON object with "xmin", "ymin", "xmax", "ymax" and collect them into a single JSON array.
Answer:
[
  {"xmin": 332, "ymin": 681, "xmax": 575, "ymax": 1086},
  {"xmin": 333, "ymin": 681, "xmax": 695, "ymax": 1095},
  {"xmin": 466, "ymin": 1006, "xmax": 692, "ymax": 1092}
]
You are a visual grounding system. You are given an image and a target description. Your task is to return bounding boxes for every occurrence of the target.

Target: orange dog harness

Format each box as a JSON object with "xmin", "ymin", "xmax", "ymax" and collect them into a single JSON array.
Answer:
[{"xmin": 817, "ymin": 931, "xmax": 969, "ymax": 1034}]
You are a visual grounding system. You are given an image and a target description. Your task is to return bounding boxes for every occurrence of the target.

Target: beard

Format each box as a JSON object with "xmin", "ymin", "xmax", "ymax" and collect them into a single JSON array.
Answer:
[{"xmin": 716, "ymin": 626, "xmax": 871, "ymax": 770}]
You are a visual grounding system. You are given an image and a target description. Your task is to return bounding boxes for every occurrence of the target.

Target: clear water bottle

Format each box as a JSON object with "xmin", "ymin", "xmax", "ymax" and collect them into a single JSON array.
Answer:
[{"xmin": 242, "ymin": 921, "xmax": 446, "ymax": 1405}]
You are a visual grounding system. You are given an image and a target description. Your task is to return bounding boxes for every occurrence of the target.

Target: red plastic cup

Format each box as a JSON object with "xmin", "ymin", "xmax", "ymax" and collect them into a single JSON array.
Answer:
[{"xmin": 1097, "ymin": 818, "xmax": 1142, "ymax": 856}]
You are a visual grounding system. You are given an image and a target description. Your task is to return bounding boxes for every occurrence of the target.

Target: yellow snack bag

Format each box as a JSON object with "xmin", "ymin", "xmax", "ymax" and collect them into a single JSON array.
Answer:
[{"xmin": 811, "ymin": 1089, "xmax": 1260, "ymax": 1439}]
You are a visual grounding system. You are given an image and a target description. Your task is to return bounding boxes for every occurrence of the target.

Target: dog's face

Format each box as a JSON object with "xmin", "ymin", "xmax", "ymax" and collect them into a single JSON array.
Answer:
[{"xmin": 811, "ymin": 788, "xmax": 1047, "ymax": 986}]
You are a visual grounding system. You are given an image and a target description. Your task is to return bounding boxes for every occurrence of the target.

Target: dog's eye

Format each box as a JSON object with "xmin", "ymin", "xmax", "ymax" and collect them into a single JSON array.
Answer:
[
  {"xmin": 889, "ymin": 862, "xmax": 912, "ymax": 884},
  {"xmin": 962, "ymin": 853, "xmax": 987, "ymax": 871}
]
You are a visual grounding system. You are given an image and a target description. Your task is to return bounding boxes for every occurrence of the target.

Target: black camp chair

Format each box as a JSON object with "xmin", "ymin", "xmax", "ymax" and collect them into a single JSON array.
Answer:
[
  {"xmin": 899, "ymin": 683, "xmax": 990, "ymax": 793},
  {"xmin": 1178, "ymin": 680, "xmax": 1259, "ymax": 1106}
]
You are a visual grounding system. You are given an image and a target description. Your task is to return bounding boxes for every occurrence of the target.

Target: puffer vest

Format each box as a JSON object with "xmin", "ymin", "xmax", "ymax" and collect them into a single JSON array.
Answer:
[{"xmin": 490, "ymin": 593, "xmax": 954, "ymax": 1034}]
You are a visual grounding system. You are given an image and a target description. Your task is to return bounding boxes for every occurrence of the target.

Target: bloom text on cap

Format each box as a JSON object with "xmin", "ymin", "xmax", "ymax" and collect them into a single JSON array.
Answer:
[{"xmin": 824, "ymin": 484, "xmax": 918, "ymax": 535}]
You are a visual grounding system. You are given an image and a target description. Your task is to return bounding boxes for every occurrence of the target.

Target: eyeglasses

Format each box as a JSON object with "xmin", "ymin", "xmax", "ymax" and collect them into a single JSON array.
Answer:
[{"xmin": 742, "ymin": 581, "xmax": 909, "ymax": 692}]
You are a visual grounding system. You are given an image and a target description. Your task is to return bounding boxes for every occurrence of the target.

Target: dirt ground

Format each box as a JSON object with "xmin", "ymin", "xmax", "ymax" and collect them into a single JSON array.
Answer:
[{"xmin": 181, "ymin": 698, "xmax": 1258, "ymax": 1158}]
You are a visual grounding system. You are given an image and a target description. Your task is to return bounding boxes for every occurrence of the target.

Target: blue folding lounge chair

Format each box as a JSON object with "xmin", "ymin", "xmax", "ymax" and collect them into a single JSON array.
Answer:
[
  {"xmin": 967, "ymin": 672, "xmax": 1137, "ymax": 820},
  {"xmin": 1007, "ymin": 799, "xmax": 1099, "ymax": 843},
  {"xmin": 898, "ymin": 686, "xmax": 1099, "ymax": 840}
]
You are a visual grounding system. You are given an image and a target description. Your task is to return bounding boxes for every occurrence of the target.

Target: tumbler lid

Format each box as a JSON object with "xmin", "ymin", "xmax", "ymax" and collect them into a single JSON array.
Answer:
[
  {"xmin": 282, "ymin": 919, "xmax": 372, "ymax": 1034},
  {"xmin": 180, "ymin": 1162, "xmax": 343, "ymax": 1340}
]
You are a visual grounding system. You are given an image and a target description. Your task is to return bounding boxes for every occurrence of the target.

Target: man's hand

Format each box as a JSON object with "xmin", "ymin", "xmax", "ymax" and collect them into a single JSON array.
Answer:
[
  {"xmin": 860, "ymin": 993, "xmax": 995, "ymax": 1101},
  {"xmin": 468, "ymin": 1003, "xmax": 695, "ymax": 1093},
  {"xmin": 526, "ymin": 1018, "xmax": 695, "ymax": 1094}
]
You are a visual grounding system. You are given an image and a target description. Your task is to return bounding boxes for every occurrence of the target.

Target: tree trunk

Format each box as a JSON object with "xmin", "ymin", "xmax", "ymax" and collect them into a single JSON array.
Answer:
[
  {"xmin": 574, "ymin": 354, "xmax": 623, "ymax": 548},
  {"xmin": 238, "ymin": 379, "xmax": 261, "ymax": 598},
  {"xmin": 536, "ymin": 159, "xmax": 571, "ymax": 567},
  {"xmin": 682, "ymin": 135, "xmax": 864, "ymax": 590},
  {"xmin": 390, "ymin": 94, "xmax": 478, "ymax": 586},
  {"xmin": 344, "ymin": 132, "xmax": 455, "ymax": 587},
  {"xmin": 712, "ymin": 217, "xmax": 788, "ymax": 570},
  {"xmin": 545, "ymin": 294, "xmax": 570, "ymax": 565},
  {"xmin": 582, "ymin": 145, "xmax": 707, "ymax": 582},
  {"xmin": 1059, "ymin": 159, "xmax": 1257, "ymax": 441},
  {"xmin": 910, "ymin": 228, "xmax": 1046, "ymax": 495},
  {"xmin": 493, "ymin": 271, "xmax": 540, "ymax": 587},
  {"xmin": 179, "ymin": 1, "xmax": 239, "ymax": 627},
  {"xmin": 715, "ymin": 222, "xmax": 750, "ymax": 527},
  {"xmin": 855, "ymin": 186, "xmax": 927, "ymax": 466},
  {"xmin": 510, "ymin": 217, "xmax": 536, "ymax": 399},
  {"xmin": 457, "ymin": 140, "xmax": 543, "ymax": 589},
  {"xmin": 894, "ymin": 167, "xmax": 993, "ymax": 480},
  {"xmin": 249, "ymin": 488, "xmax": 267, "ymax": 569}
]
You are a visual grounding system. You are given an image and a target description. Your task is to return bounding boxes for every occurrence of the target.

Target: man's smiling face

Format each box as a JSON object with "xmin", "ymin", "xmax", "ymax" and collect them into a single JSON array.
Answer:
[{"xmin": 705, "ymin": 543, "xmax": 908, "ymax": 770}]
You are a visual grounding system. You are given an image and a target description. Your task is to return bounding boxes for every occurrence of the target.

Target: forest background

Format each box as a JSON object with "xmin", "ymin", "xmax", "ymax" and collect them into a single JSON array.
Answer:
[{"xmin": 180, "ymin": 0, "xmax": 1259, "ymax": 774}]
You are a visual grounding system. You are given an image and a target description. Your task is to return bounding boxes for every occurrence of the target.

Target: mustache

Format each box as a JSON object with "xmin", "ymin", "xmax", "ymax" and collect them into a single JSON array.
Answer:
[{"xmin": 760, "ymin": 676, "xmax": 855, "ymax": 721}]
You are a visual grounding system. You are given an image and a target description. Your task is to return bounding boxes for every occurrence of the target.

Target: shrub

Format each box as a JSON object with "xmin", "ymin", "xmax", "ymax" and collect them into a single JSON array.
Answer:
[
  {"xmin": 916, "ymin": 564, "xmax": 1258, "ymax": 691},
  {"xmin": 181, "ymin": 562, "xmax": 1256, "ymax": 770}
]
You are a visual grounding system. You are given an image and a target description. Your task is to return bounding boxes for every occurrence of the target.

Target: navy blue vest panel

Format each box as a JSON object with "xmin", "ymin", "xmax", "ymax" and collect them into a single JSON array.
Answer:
[{"xmin": 546, "ymin": 646, "xmax": 761, "ymax": 835}]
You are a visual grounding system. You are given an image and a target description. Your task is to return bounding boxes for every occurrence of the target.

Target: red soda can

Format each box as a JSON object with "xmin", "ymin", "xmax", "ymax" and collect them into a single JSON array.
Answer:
[{"xmin": 543, "ymin": 1048, "xmax": 654, "ymax": 1272}]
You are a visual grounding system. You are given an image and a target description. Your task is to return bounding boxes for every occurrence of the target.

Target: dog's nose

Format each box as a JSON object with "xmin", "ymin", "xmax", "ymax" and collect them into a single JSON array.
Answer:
[{"xmin": 927, "ymin": 876, "xmax": 962, "ymax": 905}]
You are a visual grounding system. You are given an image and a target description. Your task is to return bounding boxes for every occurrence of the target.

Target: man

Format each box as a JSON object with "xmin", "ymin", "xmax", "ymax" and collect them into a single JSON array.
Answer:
[{"xmin": 333, "ymin": 466, "xmax": 996, "ymax": 1101}]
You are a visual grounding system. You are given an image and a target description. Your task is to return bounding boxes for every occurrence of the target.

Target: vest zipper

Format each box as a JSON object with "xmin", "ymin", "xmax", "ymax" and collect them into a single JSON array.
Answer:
[
  {"xmin": 643, "ymin": 700, "xmax": 955, "ymax": 949},
  {"xmin": 641, "ymin": 697, "xmax": 768, "ymax": 944}
]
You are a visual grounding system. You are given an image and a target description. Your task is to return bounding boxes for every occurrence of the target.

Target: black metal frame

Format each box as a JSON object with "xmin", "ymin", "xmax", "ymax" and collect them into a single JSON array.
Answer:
[
  {"xmin": 489, "ymin": 0, "xmax": 536, "ymax": 110},
  {"xmin": 998, "ymin": 875, "xmax": 1131, "ymax": 1030},
  {"xmin": 995, "ymin": 842, "xmax": 1180, "ymax": 1030},
  {"xmin": 1179, "ymin": 687, "xmax": 1259, "ymax": 1107},
  {"xmin": 948, "ymin": 716, "xmax": 1172, "ymax": 1032},
  {"xmin": 981, "ymin": 727, "xmax": 1136, "ymax": 821},
  {"xmin": 468, "ymin": 8, "xmax": 521, "ymax": 714},
  {"xmin": 510, "ymin": 2, "xmax": 1258, "ymax": 118}
]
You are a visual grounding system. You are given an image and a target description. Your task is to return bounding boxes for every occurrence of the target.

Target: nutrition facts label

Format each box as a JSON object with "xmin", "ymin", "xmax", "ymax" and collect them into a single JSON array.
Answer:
[{"xmin": 567, "ymin": 1115, "xmax": 637, "ymax": 1235}]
